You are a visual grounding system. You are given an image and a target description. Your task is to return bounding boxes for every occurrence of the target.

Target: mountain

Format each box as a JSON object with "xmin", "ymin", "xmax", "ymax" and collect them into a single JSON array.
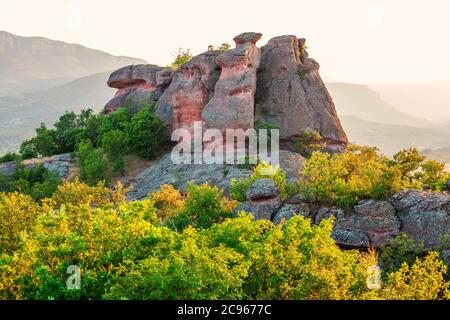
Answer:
[
  {"xmin": 372, "ymin": 80, "xmax": 450, "ymax": 124},
  {"xmin": 422, "ymin": 147, "xmax": 450, "ymax": 163},
  {"xmin": 340, "ymin": 115, "xmax": 450, "ymax": 156},
  {"xmin": 0, "ymin": 31, "xmax": 146, "ymax": 96},
  {"xmin": 0, "ymin": 72, "xmax": 115, "ymax": 153},
  {"xmin": 327, "ymin": 83, "xmax": 432, "ymax": 128}
]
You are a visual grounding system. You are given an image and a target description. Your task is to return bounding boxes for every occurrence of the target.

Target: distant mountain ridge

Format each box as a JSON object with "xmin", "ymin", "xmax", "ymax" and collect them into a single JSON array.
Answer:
[
  {"xmin": 0, "ymin": 72, "xmax": 114, "ymax": 153},
  {"xmin": 0, "ymin": 30, "xmax": 146, "ymax": 96},
  {"xmin": 327, "ymin": 82, "xmax": 432, "ymax": 128}
]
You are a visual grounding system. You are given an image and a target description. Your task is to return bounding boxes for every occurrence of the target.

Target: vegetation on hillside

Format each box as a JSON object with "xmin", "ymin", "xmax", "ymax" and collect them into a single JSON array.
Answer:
[
  {"xmin": 1, "ymin": 102, "xmax": 166, "ymax": 186},
  {"xmin": 0, "ymin": 179, "xmax": 448, "ymax": 300}
]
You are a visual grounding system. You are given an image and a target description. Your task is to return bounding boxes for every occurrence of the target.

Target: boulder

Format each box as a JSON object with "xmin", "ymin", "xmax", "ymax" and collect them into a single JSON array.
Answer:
[
  {"xmin": 0, "ymin": 153, "xmax": 74, "ymax": 180},
  {"xmin": 234, "ymin": 178, "xmax": 282, "ymax": 220},
  {"xmin": 202, "ymin": 32, "xmax": 262, "ymax": 132},
  {"xmin": 273, "ymin": 203, "xmax": 311, "ymax": 225},
  {"xmin": 104, "ymin": 64, "xmax": 165, "ymax": 114},
  {"xmin": 127, "ymin": 153, "xmax": 252, "ymax": 200},
  {"xmin": 155, "ymin": 51, "xmax": 221, "ymax": 131},
  {"xmin": 389, "ymin": 190, "xmax": 450, "ymax": 249},
  {"xmin": 255, "ymin": 35, "xmax": 348, "ymax": 153},
  {"xmin": 246, "ymin": 178, "xmax": 280, "ymax": 201},
  {"xmin": 314, "ymin": 200, "xmax": 400, "ymax": 248}
]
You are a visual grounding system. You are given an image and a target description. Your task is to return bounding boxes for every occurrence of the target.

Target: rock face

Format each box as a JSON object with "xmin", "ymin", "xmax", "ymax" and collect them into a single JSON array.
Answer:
[
  {"xmin": 104, "ymin": 64, "xmax": 167, "ymax": 114},
  {"xmin": 390, "ymin": 190, "xmax": 450, "ymax": 249},
  {"xmin": 0, "ymin": 153, "xmax": 74, "ymax": 180},
  {"xmin": 314, "ymin": 200, "xmax": 401, "ymax": 248},
  {"xmin": 202, "ymin": 33, "xmax": 262, "ymax": 132},
  {"xmin": 155, "ymin": 51, "xmax": 221, "ymax": 130},
  {"xmin": 273, "ymin": 203, "xmax": 311, "ymax": 226},
  {"xmin": 103, "ymin": 33, "xmax": 348, "ymax": 156},
  {"xmin": 235, "ymin": 178, "xmax": 282, "ymax": 220},
  {"xmin": 127, "ymin": 149, "xmax": 304, "ymax": 201},
  {"xmin": 255, "ymin": 35, "xmax": 348, "ymax": 152},
  {"xmin": 127, "ymin": 153, "xmax": 252, "ymax": 200}
]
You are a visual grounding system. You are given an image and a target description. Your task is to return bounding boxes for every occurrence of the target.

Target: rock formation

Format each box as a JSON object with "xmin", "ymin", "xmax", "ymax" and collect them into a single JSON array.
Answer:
[
  {"xmin": 155, "ymin": 51, "xmax": 222, "ymax": 131},
  {"xmin": 202, "ymin": 32, "xmax": 262, "ymax": 132},
  {"xmin": 255, "ymin": 35, "xmax": 348, "ymax": 152},
  {"xmin": 103, "ymin": 32, "xmax": 348, "ymax": 154},
  {"xmin": 104, "ymin": 64, "xmax": 167, "ymax": 114},
  {"xmin": 235, "ymin": 178, "xmax": 282, "ymax": 220},
  {"xmin": 0, "ymin": 153, "xmax": 75, "ymax": 180}
]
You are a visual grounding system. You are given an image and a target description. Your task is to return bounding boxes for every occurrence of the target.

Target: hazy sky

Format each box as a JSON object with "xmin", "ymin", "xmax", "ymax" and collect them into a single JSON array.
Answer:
[{"xmin": 1, "ymin": 0, "xmax": 449, "ymax": 83}]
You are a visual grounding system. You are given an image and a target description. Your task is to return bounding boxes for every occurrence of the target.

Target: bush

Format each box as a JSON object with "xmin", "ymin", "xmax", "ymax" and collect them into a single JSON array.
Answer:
[
  {"xmin": 101, "ymin": 130, "xmax": 126, "ymax": 175},
  {"xmin": 0, "ymin": 164, "xmax": 61, "ymax": 201},
  {"xmin": 299, "ymin": 145, "xmax": 403, "ymax": 207},
  {"xmin": 378, "ymin": 234, "xmax": 426, "ymax": 277},
  {"xmin": 230, "ymin": 163, "xmax": 287, "ymax": 202},
  {"xmin": 293, "ymin": 130, "xmax": 325, "ymax": 158},
  {"xmin": 1, "ymin": 180, "xmax": 449, "ymax": 300},
  {"xmin": 169, "ymin": 183, "xmax": 237, "ymax": 231},
  {"xmin": 382, "ymin": 252, "xmax": 450, "ymax": 300},
  {"xmin": 75, "ymin": 140, "xmax": 108, "ymax": 186},
  {"xmin": 125, "ymin": 105, "xmax": 166, "ymax": 159},
  {"xmin": 0, "ymin": 152, "xmax": 21, "ymax": 164},
  {"xmin": 170, "ymin": 48, "xmax": 192, "ymax": 70}
]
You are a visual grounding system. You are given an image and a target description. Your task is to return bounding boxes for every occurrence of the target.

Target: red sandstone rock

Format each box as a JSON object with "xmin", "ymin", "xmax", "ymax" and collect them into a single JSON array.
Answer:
[
  {"xmin": 155, "ymin": 51, "xmax": 221, "ymax": 131},
  {"xmin": 255, "ymin": 35, "xmax": 348, "ymax": 153},
  {"xmin": 202, "ymin": 32, "xmax": 262, "ymax": 132},
  {"xmin": 104, "ymin": 64, "xmax": 165, "ymax": 114}
]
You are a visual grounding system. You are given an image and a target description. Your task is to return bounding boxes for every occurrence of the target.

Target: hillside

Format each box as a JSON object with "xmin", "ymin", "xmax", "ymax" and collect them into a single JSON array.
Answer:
[
  {"xmin": 0, "ymin": 72, "xmax": 115, "ymax": 153},
  {"xmin": 327, "ymin": 82, "xmax": 432, "ymax": 128},
  {"xmin": 0, "ymin": 30, "xmax": 145, "ymax": 96},
  {"xmin": 340, "ymin": 115, "xmax": 450, "ymax": 156},
  {"xmin": 373, "ymin": 80, "xmax": 450, "ymax": 124}
]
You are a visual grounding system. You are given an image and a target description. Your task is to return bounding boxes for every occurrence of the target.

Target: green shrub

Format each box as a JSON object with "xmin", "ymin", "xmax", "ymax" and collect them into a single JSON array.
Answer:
[
  {"xmin": 170, "ymin": 48, "xmax": 192, "ymax": 70},
  {"xmin": 101, "ymin": 130, "xmax": 126, "ymax": 175},
  {"xmin": 293, "ymin": 130, "xmax": 325, "ymax": 158},
  {"xmin": 299, "ymin": 145, "xmax": 403, "ymax": 207},
  {"xmin": 231, "ymin": 163, "xmax": 287, "ymax": 202},
  {"xmin": 125, "ymin": 105, "xmax": 166, "ymax": 159},
  {"xmin": 169, "ymin": 183, "xmax": 234, "ymax": 231},
  {"xmin": 0, "ymin": 164, "xmax": 61, "ymax": 200},
  {"xmin": 75, "ymin": 140, "xmax": 108, "ymax": 186},
  {"xmin": 0, "ymin": 152, "xmax": 21, "ymax": 163}
]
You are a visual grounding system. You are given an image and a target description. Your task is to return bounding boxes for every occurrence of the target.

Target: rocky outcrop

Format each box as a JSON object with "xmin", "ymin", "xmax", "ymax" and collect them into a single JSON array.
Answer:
[
  {"xmin": 127, "ymin": 153, "xmax": 252, "ymax": 200},
  {"xmin": 104, "ymin": 64, "xmax": 167, "ymax": 114},
  {"xmin": 314, "ymin": 200, "xmax": 401, "ymax": 248},
  {"xmin": 273, "ymin": 203, "xmax": 311, "ymax": 225},
  {"xmin": 103, "ymin": 33, "xmax": 348, "ymax": 156},
  {"xmin": 0, "ymin": 153, "xmax": 75, "ymax": 180},
  {"xmin": 390, "ymin": 190, "xmax": 450, "ymax": 249},
  {"xmin": 234, "ymin": 178, "xmax": 282, "ymax": 220},
  {"xmin": 127, "ymin": 149, "xmax": 305, "ymax": 201},
  {"xmin": 155, "ymin": 51, "xmax": 221, "ymax": 130},
  {"xmin": 202, "ymin": 33, "xmax": 262, "ymax": 132},
  {"xmin": 255, "ymin": 35, "xmax": 348, "ymax": 153}
]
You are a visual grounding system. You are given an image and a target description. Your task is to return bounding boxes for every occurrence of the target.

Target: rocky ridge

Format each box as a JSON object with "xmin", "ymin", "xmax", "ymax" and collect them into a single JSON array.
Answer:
[{"xmin": 104, "ymin": 32, "xmax": 348, "ymax": 151}]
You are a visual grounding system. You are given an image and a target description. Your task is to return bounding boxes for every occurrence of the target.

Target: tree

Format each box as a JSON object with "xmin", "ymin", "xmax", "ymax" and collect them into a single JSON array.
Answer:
[
  {"xmin": 125, "ymin": 106, "xmax": 166, "ymax": 159},
  {"xmin": 34, "ymin": 124, "xmax": 58, "ymax": 157},
  {"xmin": 393, "ymin": 148, "xmax": 425, "ymax": 186},
  {"xmin": 101, "ymin": 130, "xmax": 126, "ymax": 175},
  {"xmin": 75, "ymin": 140, "xmax": 108, "ymax": 185}
]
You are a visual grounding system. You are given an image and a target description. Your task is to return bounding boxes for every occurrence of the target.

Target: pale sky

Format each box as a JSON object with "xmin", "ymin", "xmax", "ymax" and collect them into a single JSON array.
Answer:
[{"xmin": 1, "ymin": 0, "xmax": 449, "ymax": 84}]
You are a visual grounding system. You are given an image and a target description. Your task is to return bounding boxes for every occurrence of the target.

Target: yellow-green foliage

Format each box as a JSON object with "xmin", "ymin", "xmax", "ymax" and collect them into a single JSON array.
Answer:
[
  {"xmin": 1, "ymin": 180, "xmax": 449, "ymax": 300},
  {"xmin": 230, "ymin": 163, "xmax": 287, "ymax": 202},
  {"xmin": 300, "ymin": 145, "xmax": 450, "ymax": 208},
  {"xmin": 382, "ymin": 252, "xmax": 450, "ymax": 300},
  {"xmin": 300, "ymin": 145, "xmax": 402, "ymax": 207}
]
